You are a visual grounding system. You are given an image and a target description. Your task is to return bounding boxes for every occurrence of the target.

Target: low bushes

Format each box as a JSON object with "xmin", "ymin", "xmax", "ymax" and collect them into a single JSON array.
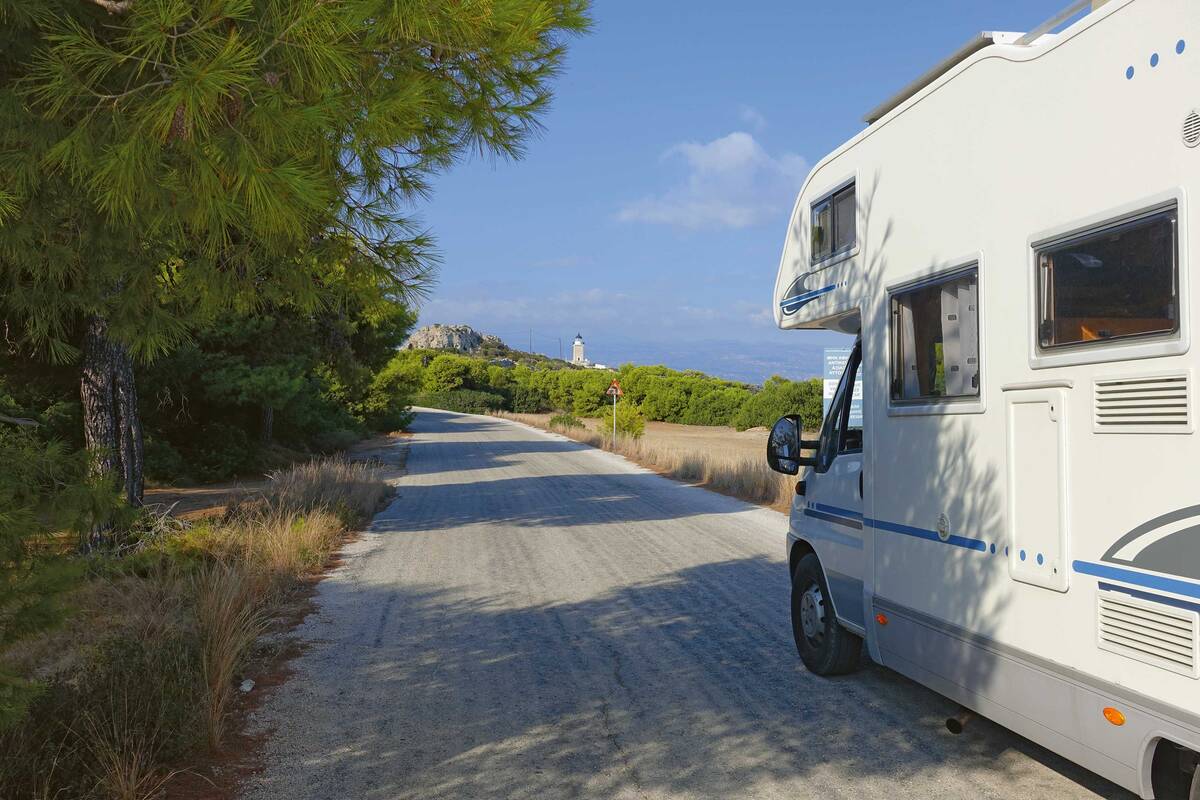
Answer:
[
  {"xmin": 548, "ymin": 412, "xmax": 585, "ymax": 429},
  {"xmin": 414, "ymin": 389, "xmax": 506, "ymax": 414},
  {"xmin": 599, "ymin": 401, "xmax": 645, "ymax": 439},
  {"xmin": 0, "ymin": 457, "xmax": 389, "ymax": 800}
]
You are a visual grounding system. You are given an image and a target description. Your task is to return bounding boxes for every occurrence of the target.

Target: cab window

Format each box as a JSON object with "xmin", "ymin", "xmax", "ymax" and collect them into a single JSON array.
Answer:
[{"xmin": 817, "ymin": 341, "xmax": 862, "ymax": 472}]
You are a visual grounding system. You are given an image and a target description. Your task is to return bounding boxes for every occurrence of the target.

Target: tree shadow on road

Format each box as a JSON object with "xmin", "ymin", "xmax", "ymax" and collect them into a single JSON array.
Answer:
[{"xmin": 248, "ymin": 556, "xmax": 1130, "ymax": 800}]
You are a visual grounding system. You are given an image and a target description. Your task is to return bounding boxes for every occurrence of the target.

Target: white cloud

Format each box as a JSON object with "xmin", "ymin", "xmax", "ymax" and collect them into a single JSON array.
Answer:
[
  {"xmin": 738, "ymin": 105, "xmax": 768, "ymax": 132},
  {"xmin": 617, "ymin": 131, "xmax": 807, "ymax": 230}
]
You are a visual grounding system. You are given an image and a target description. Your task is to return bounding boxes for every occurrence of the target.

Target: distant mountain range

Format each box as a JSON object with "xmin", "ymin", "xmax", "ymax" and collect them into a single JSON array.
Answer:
[
  {"xmin": 592, "ymin": 337, "xmax": 839, "ymax": 384},
  {"xmin": 406, "ymin": 323, "xmax": 849, "ymax": 385}
]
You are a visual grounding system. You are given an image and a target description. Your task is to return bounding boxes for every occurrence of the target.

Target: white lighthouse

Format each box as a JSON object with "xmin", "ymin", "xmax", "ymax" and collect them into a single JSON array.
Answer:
[{"xmin": 571, "ymin": 333, "xmax": 585, "ymax": 365}]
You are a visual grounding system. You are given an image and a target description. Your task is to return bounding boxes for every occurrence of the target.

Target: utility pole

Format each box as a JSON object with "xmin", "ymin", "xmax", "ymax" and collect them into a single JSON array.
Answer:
[
  {"xmin": 558, "ymin": 337, "xmax": 562, "ymax": 360},
  {"xmin": 529, "ymin": 328, "xmax": 532, "ymax": 354}
]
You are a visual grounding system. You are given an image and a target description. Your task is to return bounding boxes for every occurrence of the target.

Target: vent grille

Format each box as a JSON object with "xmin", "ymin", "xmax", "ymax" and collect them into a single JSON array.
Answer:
[
  {"xmin": 1185, "ymin": 110, "xmax": 1200, "ymax": 148},
  {"xmin": 1098, "ymin": 591, "xmax": 1198, "ymax": 677},
  {"xmin": 1093, "ymin": 374, "xmax": 1191, "ymax": 433}
]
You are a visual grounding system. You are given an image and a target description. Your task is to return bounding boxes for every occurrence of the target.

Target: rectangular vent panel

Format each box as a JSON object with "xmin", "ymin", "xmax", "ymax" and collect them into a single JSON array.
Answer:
[
  {"xmin": 1097, "ymin": 591, "xmax": 1198, "ymax": 678},
  {"xmin": 1093, "ymin": 373, "xmax": 1191, "ymax": 434}
]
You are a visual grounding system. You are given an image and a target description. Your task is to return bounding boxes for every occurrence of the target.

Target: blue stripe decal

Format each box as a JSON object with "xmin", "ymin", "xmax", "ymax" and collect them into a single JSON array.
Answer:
[
  {"xmin": 867, "ymin": 517, "xmax": 988, "ymax": 552},
  {"xmin": 779, "ymin": 284, "xmax": 835, "ymax": 312},
  {"xmin": 804, "ymin": 506, "xmax": 864, "ymax": 531},
  {"xmin": 797, "ymin": 520, "xmax": 865, "ymax": 550},
  {"xmin": 804, "ymin": 503, "xmax": 987, "ymax": 553},
  {"xmin": 1097, "ymin": 582, "xmax": 1200, "ymax": 615},
  {"xmin": 1074, "ymin": 560, "xmax": 1200, "ymax": 601},
  {"xmin": 810, "ymin": 502, "xmax": 864, "ymax": 521}
]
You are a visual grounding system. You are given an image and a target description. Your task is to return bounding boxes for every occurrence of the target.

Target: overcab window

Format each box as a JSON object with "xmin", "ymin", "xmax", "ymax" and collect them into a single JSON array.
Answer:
[
  {"xmin": 890, "ymin": 267, "xmax": 980, "ymax": 403},
  {"xmin": 810, "ymin": 183, "xmax": 856, "ymax": 264},
  {"xmin": 1036, "ymin": 207, "xmax": 1178, "ymax": 349}
]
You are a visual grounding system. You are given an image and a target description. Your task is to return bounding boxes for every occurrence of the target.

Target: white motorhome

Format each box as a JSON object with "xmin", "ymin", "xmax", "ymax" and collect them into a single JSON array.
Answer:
[{"xmin": 766, "ymin": 1, "xmax": 1200, "ymax": 797}]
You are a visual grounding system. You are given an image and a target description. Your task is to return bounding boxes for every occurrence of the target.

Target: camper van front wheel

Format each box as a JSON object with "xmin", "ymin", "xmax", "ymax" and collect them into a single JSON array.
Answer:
[{"xmin": 790, "ymin": 553, "xmax": 862, "ymax": 676}]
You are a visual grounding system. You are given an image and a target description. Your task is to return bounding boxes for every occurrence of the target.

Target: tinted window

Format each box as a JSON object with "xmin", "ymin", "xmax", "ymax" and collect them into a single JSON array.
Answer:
[
  {"xmin": 890, "ymin": 268, "xmax": 980, "ymax": 402},
  {"xmin": 810, "ymin": 183, "xmax": 855, "ymax": 264},
  {"xmin": 1037, "ymin": 208, "xmax": 1178, "ymax": 348}
]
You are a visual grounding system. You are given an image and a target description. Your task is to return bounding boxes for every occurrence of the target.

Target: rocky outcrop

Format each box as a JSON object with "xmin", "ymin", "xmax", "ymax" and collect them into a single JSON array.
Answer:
[{"xmin": 402, "ymin": 324, "xmax": 506, "ymax": 353}]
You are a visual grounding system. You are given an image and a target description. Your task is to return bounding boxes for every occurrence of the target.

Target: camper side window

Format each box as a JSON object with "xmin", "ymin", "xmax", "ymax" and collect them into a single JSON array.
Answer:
[
  {"xmin": 890, "ymin": 267, "xmax": 980, "ymax": 403},
  {"xmin": 810, "ymin": 183, "xmax": 856, "ymax": 264},
  {"xmin": 1035, "ymin": 207, "xmax": 1178, "ymax": 349}
]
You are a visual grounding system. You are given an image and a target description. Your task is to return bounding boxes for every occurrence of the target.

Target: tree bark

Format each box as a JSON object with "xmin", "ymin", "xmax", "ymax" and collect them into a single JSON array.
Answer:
[
  {"xmin": 114, "ymin": 346, "xmax": 144, "ymax": 506},
  {"xmin": 261, "ymin": 405, "xmax": 274, "ymax": 445},
  {"xmin": 80, "ymin": 316, "xmax": 145, "ymax": 546},
  {"xmin": 81, "ymin": 316, "xmax": 119, "ymax": 481}
]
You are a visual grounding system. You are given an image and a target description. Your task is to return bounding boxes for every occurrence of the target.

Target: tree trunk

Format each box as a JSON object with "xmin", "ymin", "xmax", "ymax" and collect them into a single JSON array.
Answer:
[
  {"xmin": 114, "ymin": 345, "xmax": 144, "ymax": 506},
  {"xmin": 80, "ymin": 316, "xmax": 145, "ymax": 547},
  {"xmin": 81, "ymin": 316, "xmax": 119, "ymax": 481},
  {"xmin": 261, "ymin": 405, "xmax": 274, "ymax": 445},
  {"xmin": 80, "ymin": 316, "xmax": 119, "ymax": 549}
]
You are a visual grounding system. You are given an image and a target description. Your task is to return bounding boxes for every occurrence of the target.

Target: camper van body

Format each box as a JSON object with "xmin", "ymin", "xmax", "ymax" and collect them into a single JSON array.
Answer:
[{"xmin": 772, "ymin": 1, "xmax": 1200, "ymax": 796}]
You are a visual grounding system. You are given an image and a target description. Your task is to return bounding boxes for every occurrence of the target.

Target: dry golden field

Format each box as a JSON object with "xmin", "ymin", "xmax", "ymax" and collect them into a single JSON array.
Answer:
[{"xmin": 497, "ymin": 413, "xmax": 795, "ymax": 512}]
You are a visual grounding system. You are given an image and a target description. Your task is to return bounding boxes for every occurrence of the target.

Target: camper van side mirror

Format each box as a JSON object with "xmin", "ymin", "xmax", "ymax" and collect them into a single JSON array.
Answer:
[{"xmin": 767, "ymin": 414, "xmax": 816, "ymax": 475}]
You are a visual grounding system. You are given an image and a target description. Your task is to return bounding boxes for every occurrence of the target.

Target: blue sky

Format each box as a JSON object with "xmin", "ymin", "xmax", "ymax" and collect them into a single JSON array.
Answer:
[{"xmin": 416, "ymin": 1, "xmax": 1066, "ymax": 383}]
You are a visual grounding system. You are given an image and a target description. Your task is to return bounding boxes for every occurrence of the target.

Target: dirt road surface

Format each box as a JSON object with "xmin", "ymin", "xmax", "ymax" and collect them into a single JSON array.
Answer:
[{"xmin": 242, "ymin": 409, "xmax": 1128, "ymax": 800}]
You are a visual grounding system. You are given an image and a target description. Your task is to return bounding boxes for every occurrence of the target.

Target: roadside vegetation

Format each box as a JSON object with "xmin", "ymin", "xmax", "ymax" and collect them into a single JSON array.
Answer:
[
  {"xmin": 402, "ymin": 350, "xmax": 826, "ymax": 431},
  {"xmin": 0, "ymin": 457, "xmax": 389, "ymax": 800},
  {"xmin": 0, "ymin": 1, "xmax": 590, "ymax": 797}
]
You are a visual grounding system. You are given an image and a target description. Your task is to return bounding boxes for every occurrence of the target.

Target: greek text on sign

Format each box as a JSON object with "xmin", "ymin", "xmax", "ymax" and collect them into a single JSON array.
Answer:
[{"xmin": 823, "ymin": 347, "xmax": 862, "ymax": 426}]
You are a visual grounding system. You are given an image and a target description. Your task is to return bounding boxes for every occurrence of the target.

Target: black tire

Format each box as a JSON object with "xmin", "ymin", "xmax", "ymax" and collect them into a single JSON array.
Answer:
[
  {"xmin": 790, "ymin": 553, "xmax": 862, "ymax": 676},
  {"xmin": 1190, "ymin": 759, "xmax": 1199, "ymax": 800}
]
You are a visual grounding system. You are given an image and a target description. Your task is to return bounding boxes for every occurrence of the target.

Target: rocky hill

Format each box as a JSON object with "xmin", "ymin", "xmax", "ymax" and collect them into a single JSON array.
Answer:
[{"xmin": 401, "ymin": 324, "xmax": 506, "ymax": 353}]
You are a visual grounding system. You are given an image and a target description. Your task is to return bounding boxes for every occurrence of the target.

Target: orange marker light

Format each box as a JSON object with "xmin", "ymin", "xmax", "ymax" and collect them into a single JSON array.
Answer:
[
  {"xmin": 875, "ymin": 613, "xmax": 889, "ymax": 626},
  {"xmin": 1102, "ymin": 707, "xmax": 1126, "ymax": 726}
]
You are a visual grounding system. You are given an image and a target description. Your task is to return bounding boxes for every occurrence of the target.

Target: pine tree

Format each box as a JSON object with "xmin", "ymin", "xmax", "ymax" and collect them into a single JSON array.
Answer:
[{"xmin": 0, "ymin": 0, "xmax": 589, "ymax": 518}]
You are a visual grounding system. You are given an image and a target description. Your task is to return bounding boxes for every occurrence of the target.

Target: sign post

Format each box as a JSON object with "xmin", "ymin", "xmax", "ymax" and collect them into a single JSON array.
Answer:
[{"xmin": 604, "ymin": 379, "xmax": 623, "ymax": 441}]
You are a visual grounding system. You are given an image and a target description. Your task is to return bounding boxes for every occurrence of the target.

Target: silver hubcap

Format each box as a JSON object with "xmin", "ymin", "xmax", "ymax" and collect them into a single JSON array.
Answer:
[{"xmin": 799, "ymin": 584, "xmax": 826, "ymax": 644}]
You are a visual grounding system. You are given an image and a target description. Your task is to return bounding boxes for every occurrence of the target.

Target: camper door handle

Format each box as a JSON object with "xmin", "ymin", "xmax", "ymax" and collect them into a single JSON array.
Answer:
[{"xmin": 858, "ymin": 472, "xmax": 864, "ymax": 498}]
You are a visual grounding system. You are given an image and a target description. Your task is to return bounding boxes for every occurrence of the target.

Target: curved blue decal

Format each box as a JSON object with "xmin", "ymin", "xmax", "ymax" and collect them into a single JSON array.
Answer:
[{"xmin": 779, "ymin": 284, "xmax": 835, "ymax": 315}]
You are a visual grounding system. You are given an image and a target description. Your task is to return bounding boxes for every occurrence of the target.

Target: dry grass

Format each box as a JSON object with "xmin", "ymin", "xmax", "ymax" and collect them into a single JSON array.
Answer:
[
  {"xmin": 256, "ymin": 457, "xmax": 391, "ymax": 520},
  {"xmin": 0, "ymin": 456, "xmax": 390, "ymax": 800},
  {"xmin": 193, "ymin": 563, "xmax": 268, "ymax": 749},
  {"xmin": 498, "ymin": 412, "xmax": 795, "ymax": 511},
  {"xmin": 82, "ymin": 694, "xmax": 177, "ymax": 800}
]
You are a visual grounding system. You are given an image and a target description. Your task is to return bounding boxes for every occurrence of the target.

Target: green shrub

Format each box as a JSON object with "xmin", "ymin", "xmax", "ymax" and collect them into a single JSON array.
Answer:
[
  {"xmin": 187, "ymin": 423, "xmax": 259, "ymax": 482},
  {"xmin": 548, "ymin": 413, "xmax": 584, "ymax": 429},
  {"xmin": 510, "ymin": 384, "xmax": 551, "ymax": 413},
  {"xmin": 731, "ymin": 376, "xmax": 824, "ymax": 432},
  {"xmin": 421, "ymin": 355, "xmax": 474, "ymax": 393},
  {"xmin": 0, "ymin": 429, "xmax": 97, "ymax": 727},
  {"xmin": 600, "ymin": 402, "xmax": 645, "ymax": 438},
  {"xmin": 680, "ymin": 387, "xmax": 752, "ymax": 427},
  {"xmin": 414, "ymin": 390, "xmax": 506, "ymax": 414},
  {"xmin": 144, "ymin": 437, "xmax": 189, "ymax": 483}
]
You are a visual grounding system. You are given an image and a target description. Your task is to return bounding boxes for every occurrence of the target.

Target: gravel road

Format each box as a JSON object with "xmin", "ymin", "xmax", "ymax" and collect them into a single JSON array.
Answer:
[{"xmin": 243, "ymin": 408, "xmax": 1128, "ymax": 800}]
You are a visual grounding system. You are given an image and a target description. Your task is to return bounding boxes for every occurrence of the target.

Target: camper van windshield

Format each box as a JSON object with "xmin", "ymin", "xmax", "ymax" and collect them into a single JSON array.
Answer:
[{"xmin": 1036, "ymin": 208, "xmax": 1178, "ymax": 349}]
